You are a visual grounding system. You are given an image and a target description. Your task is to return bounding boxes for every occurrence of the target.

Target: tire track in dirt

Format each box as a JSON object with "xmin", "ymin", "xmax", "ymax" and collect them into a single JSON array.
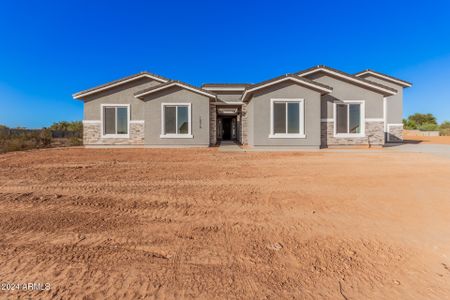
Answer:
[{"xmin": 1, "ymin": 148, "xmax": 450, "ymax": 299}]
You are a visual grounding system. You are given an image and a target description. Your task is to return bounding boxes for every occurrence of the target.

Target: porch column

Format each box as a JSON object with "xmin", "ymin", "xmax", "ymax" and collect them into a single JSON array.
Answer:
[
  {"xmin": 209, "ymin": 102, "xmax": 217, "ymax": 146},
  {"xmin": 240, "ymin": 103, "xmax": 248, "ymax": 145}
]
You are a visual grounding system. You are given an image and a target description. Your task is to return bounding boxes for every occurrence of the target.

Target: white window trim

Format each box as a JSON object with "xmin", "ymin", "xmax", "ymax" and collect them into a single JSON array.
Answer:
[
  {"xmin": 130, "ymin": 120, "xmax": 145, "ymax": 124},
  {"xmin": 160, "ymin": 103, "xmax": 193, "ymax": 139},
  {"xmin": 100, "ymin": 104, "xmax": 130, "ymax": 138},
  {"xmin": 321, "ymin": 118, "xmax": 334, "ymax": 122},
  {"xmin": 333, "ymin": 100, "xmax": 365, "ymax": 138},
  {"xmin": 82, "ymin": 120, "xmax": 101, "ymax": 124},
  {"xmin": 269, "ymin": 98, "xmax": 306, "ymax": 139}
]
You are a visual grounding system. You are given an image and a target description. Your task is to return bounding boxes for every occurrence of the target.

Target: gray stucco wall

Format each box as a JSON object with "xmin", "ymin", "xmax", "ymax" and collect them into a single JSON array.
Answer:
[
  {"xmin": 246, "ymin": 81, "xmax": 322, "ymax": 147},
  {"xmin": 83, "ymin": 77, "xmax": 161, "ymax": 121},
  {"xmin": 141, "ymin": 86, "xmax": 211, "ymax": 146},
  {"xmin": 305, "ymin": 73, "xmax": 384, "ymax": 119},
  {"xmin": 360, "ymin": 75, "xmax": 404, "ymax": 124}
]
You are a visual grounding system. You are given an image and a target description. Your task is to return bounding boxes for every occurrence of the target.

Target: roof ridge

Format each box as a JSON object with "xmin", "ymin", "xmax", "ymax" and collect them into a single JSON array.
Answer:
[
  {"xmin": 134, "ymin": 80, "xmax": 217, "ymax": 99},
  {"xmin": 244, "ymin": 73, "xmax": 333, "ymax": 91},
  {"xmin": 240, "ymin": 72, "xmax": 333, "ymax": 102},
  {"xmin": 202, "ymin": 83, "xmax": 252, "ymax": 86},
  {"xmin": 354, "ymin": 69, "xmax": 412, "ymax": 87},
  {"xmin": 73, "ymin": 71, "xmax": 170, "ymax": 99},
  {"xmin": 296, "ymin": 65, "xmax": 397, "ymax": 94}
]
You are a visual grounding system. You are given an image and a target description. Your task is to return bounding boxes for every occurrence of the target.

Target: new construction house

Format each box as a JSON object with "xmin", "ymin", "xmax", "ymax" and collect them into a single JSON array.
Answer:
[{"xmin": 73, "ymin": 65, "xmax": 411, "ymax": 148}]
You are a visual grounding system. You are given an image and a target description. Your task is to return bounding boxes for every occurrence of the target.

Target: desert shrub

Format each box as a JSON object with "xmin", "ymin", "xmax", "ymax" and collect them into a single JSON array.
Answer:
[
  {"xmin": 0, "ymin": 127, "xmax": 51, "ymax": 153},
  {"xmin": 403, "ymin": 118, "xmax": 417, "ymax": 130},
  {"xmin": 440, "ymin": 121, "xmax": 450, "ymax": 130},
  {"xmin": 49, "ymin": 121, "xmax": 82, "ymax": 133},
  {"xmin": 407, "ymin": 113, "xmax": 437, "ymax": 127},
  {"xmin": 440, "ymin": 121, "xmax": 450, "ymax": 136},
  {"xmin": 418, "ymin": 123, "xmax": 440, "ymax": 131},
  {"xmin": 0, "ymin": 125, "xmax": 9, "ymax": 138},
  {"xmin": 5, "ymin": 138, "xmax": 28, "ymax": 152},
  {"xmin": 68, "ymin": 136, "xmax": 83, "ymax": 146},
  {"xmin": 38, "ymin": 129, "xmax": 52, "ymax": 146}
]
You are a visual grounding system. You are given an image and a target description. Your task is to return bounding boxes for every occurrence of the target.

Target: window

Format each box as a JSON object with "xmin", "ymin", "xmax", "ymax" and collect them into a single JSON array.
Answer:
[
  {"xmin": 102, "ymin": 105, "xmax": 129, "ymax": 137},
  {"xmin": 161, "ymin": 103, "xmax": 192, "ymax": 138},
  {"xmin": 270, "ymin": 99, "xmax": 305, "ymax": 138},
  {"xmin": 334, "ymin": 101, "xmax": 365, "ymax": 136}
]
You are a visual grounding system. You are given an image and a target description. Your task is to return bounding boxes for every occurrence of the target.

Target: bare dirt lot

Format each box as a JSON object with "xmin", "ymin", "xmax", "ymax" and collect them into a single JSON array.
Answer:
[
  {"xmin": 1, "ymin": 148, "xmax": 450, "ymax": 299},
  {"xmin": 404, "ymin": 135, "xmax": 450, "ymax": 145}
]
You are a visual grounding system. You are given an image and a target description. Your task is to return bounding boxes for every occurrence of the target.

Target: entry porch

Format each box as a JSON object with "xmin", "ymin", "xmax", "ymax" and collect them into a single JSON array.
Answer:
[{"xmin": 213, "ymin": 103, "xmax": 244, "ymax": 145}]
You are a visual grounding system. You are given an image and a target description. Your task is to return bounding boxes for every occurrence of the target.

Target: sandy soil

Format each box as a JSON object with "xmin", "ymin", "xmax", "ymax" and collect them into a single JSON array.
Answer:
[
  {"xmin": 404, "ymin": 135, "xmax": 450, "ymax": 145},
  {"xmin": 1, "ymin": 148, "xmax": 450, "ymax": 299}
]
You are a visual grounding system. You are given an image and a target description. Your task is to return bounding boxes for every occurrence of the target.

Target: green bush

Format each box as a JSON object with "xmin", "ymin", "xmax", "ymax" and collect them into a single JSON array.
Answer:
[
  {"xmin": 440, "ymin": 121, "xmax": 450, "ymax": 136},
  {"xmin": 39, "ymin": 128, "xmax": 52, "ymax": 146},
  {"xmin": 408, "ymin": 113, "xmax": 437, "ymax": 126},
  {"xmin": 440, "ymin": 121, "xmax": 450, "ymax": 129},
  {"xmin": 403, "ymin": 118, "xmax": 417, "ymax": 130},
  {"xmin": 0, "ymin": 125, "xmax": 9, "ymax": 138},
  {"xmin": 418, "ymin": 123, "xmax": 440, "ymax": 131},
  {"xmin": 49, "ymin": 121, "xmax": 82, "ymax": 132},
  {"xmin": 68, "ymin": 136, "xmax": 83, "ymax": 146}
]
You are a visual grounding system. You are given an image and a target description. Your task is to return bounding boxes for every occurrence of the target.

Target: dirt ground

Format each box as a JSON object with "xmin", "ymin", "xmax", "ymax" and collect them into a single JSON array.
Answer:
[
  {"xmin": 1, "ymin": 148, "xmax": 450, "ymax": 299},
  {"xmin": 404, "ymin": 135, "xmax": 450, "ymax": 145}
]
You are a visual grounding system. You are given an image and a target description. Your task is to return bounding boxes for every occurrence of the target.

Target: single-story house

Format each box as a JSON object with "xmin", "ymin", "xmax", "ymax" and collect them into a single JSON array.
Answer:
[{"xmin": 73, "ymin": 65, "xmax": 411, "ymax": 148}]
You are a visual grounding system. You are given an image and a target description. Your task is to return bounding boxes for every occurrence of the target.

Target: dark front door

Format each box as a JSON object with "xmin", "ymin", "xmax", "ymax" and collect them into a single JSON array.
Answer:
[{"xmin": 222, "ymin": 118, "xmax": 232, "ymax": 140}]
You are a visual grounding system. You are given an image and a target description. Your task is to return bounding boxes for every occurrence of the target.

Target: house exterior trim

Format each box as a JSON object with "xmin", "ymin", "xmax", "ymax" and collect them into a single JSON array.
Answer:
[
  {"xmin": 73, "ymin": 72, "xmax": 168, "ymax": 99},
  {"xmin": 297, "ymin": 66, "xmax": 397, "ymax": 96},
  {"xmin": 100, "ymin": 104, "xmax": 131, "ymax": 139},
  {"xmin": 355, "ymin": 70, "xmax": 412, "ymax": 87},
  {"xmin": 332, "ymin": 100, "xmax": 366, "ymax": 138}
]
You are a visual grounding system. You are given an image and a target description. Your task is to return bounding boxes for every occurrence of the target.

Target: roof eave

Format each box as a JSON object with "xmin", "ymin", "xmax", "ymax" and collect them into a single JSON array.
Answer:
[
  {"xmin": 203, "ymin": 87, "xmax": 246, "ymax": 92},
  {"xmin": 134, "ymin": 82, "xmax": 217, "ymax": 99},
  {"xmin": 297, "ymin": 67, "xmax": 397, "ymax": 95},
  {"xmin": 354, "ymin": 70, "xmax": 412, "ymax": 88},
  {"xmin": 241, "ymin": 76, "xmax": 332, "ymax": 102},
  {"xmin": 72, "ymin": 72, "xmax": 169, "ymax": 100}
]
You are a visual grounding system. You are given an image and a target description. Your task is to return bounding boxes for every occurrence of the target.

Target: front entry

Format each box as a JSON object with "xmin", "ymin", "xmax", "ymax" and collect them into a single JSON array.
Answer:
[
  {"xmin": 222, "ymin": 118, "xmax": 232, "ymax": 140},
  {"xmin": 218, "ymin": 117, "xmax": 237, "ymax": 141}
]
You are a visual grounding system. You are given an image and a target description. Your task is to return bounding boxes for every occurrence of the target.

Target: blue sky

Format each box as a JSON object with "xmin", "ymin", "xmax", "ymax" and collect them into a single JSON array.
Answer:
[{"xmin": 0, "ymin": 0, "xmax": 450, "ymax": 128}]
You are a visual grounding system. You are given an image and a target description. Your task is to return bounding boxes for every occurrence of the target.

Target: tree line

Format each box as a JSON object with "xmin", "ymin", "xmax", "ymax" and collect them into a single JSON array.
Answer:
[
  {"xmin": 403, "ymin": 113, "xmax": 450, "ymax": 135},
  {"xmin": 0, "ymin": 121, "xmax": 82, "ymax": 153}
]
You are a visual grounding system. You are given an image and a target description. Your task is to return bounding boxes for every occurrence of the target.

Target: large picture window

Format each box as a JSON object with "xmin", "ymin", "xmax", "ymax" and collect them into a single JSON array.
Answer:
[
  {"xmin": 102, "ymin": 105, "xmax": 129, "ymax": 137},
  {"xmin": 334, "ymin": 101, "xmax": 364, "ymax": 136},
  {"xmin": 161, "ymin": 103, "xmax": 192, "ymax": 138},
  {"xmin": 270, "ymin": 99, "xmax": 305, "ymax": 138}
]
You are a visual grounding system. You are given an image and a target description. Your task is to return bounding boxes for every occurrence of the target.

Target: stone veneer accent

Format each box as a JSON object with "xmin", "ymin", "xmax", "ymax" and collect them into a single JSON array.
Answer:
[
  {"xmin": 209, "ymin": 103, "xmax": 217, "ymax": 146},
  {"xmin": 321, "ymin": 121, "xmax": 384, "ymax": 147},
  {"xmin": 387, "ymin": 124, "xmax": 403, "ymax": 143},
  {"xmin": 240, "ymin": 103, "xmax": 248, "ymax": 145},
  {"xmin": 83, "ymin": 122, "xmax": 144, "ymax": 145}
]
